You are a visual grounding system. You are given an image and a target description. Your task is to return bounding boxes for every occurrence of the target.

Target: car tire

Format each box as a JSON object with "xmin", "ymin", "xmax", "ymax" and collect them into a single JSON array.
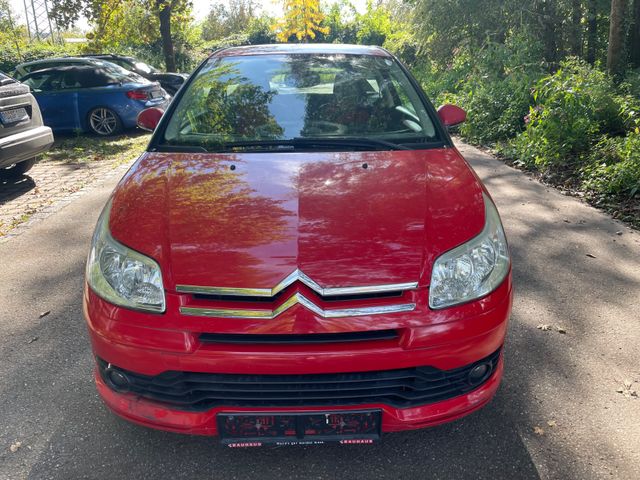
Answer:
[
  {"xmin": 87, "ymin": 107, "xmax": 122, "ymax": 136},
  {"xmin": 0, "ymin": 158, "xmax": 36, "ymax": 179}
]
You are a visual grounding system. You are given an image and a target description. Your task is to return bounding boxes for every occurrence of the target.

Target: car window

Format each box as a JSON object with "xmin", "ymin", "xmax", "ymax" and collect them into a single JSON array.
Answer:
[
  {"xmin": 22, "ymin": 71, "xmax": 62, "ymax": 92},
  {"xmin": 163, "ymin": 54, "xmax": 437, "ymax": 149},
  {"xmin": 60, "ymin": 70, "xmax": 82, "ymax": 89}
]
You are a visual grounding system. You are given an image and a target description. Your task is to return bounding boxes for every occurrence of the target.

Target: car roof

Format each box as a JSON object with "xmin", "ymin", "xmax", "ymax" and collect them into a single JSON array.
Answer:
[
  {"xmin": 23, "ymin": 65, "xmax": 110, "ymax": 77},
  {"xmin": 86, "ymin": 54, "xmax": 135, "ymax": 61},
  {"xmin": 22, "ymin": 57, "xmax": 95, "ymax": 65},
  {"xmin": 211, "ymin": 43, "xmax": 392, "ymax": 58}
]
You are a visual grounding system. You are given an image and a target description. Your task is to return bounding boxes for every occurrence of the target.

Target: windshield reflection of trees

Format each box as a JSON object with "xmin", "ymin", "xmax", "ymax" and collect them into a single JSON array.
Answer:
[
  {"xmin": 172, "ymin": 61, "xmax": 284, "ymax": 145},
  {"xmin": 114, "ymin": 153, "xmax": 295, "ymax": 288}
]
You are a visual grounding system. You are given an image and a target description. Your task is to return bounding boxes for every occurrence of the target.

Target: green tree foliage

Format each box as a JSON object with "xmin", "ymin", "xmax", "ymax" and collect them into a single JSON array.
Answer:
[
  {"xmin": 80, "ymin": 0, "xmax": 199, "ymax": 72},
  {"xmin": 201, "ymin": 0, "xmax": 258, "ymax": 41},
  {"xmin": 49, "ymin": 0, "xmax": 192, "ymax": 71}
]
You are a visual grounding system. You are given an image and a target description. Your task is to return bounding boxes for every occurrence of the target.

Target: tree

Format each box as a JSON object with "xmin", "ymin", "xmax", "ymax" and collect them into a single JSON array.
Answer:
[
  {"xmin": 586, "ymin": 0, "xmax": 598, "ymax": 63},
  {"xmin": 631, "ymin": 0, "xmax": 640, "ymax": 67},
  {"xmin": 202, "ymin": 0, "xmax": 258, "ymax": 42},
  {"xmin": 274, "ymin": 0, "xmax": 329, "ymax": 42},
  {"xmin": 569, "ymin": 0, "xmax": 583, "ymax": 56},
  {"xmin": 50, "ymin": 0, "xmax": 190, "ymax": 71},
  {"xmin": 607, "ymin": 0, "xmax": 627, "ymax": 76}
]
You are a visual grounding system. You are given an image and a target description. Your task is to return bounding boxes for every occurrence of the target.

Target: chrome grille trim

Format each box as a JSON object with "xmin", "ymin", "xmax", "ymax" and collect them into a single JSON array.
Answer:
[
  {"xmin": 176, "ymin": 268, "xmax": 418, "ymax": 297},
  {"xmin": 180, "ymin": 292, "xmax": 416, "ymax": 319}
]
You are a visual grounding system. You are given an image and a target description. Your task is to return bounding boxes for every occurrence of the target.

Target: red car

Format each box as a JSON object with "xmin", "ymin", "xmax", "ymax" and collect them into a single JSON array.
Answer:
[{"xmin": 84, "ymin": 44, "xmax": 512, "ymax": 445}]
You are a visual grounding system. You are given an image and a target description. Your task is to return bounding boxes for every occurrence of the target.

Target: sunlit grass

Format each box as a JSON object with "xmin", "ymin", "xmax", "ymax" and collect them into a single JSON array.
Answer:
[{"xmin": 41, "ymin": 132, "xmax": 150, "ymax": 167}]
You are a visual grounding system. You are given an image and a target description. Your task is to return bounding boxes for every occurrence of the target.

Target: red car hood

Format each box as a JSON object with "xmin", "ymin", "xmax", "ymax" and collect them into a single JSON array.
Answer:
[{"xmin": 109, "ymin": 149, "xmax": 485, "ymax": 292}]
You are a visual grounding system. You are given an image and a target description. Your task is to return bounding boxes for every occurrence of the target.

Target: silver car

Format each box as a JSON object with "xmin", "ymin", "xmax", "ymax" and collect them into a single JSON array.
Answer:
[{"xmin": 0, "ymin": 72, "xmax": 54, "ymax": 178}]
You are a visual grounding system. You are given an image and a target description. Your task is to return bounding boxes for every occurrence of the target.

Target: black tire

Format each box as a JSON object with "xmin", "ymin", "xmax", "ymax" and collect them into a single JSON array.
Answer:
[
  {"xmin": 87, "ymin": 107, "xmax": 122, "ymax": 136},
  {"xmin": 0, "ymin": 158, "xmax": 36, "ymax": 179}
]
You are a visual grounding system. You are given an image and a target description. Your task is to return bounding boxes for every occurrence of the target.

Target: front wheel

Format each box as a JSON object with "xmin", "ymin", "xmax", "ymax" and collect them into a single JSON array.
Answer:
[
  {"xmin": 0, "ymin": 158, "xmax": 36, "ymax": 179},
  {"xmin": 88, "ymin": 108, "xmax": 122, "ymax": 136}
]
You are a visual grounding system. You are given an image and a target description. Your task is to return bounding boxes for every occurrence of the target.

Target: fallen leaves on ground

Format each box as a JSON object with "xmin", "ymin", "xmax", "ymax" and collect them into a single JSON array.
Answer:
[
  {"xmin": 616, "ymin": 380, "xmax": 638, "ymax": 398},
  {"xmin": 9, "ymin": 441, "xmax": 22, "ymax": 453},
  {"xmin": 533, "ymin": 426, "xmax": 545, "ymax": 436},
  {"xmin": 537, "ymin": 324, "xmax": 568, "ymax": 334}
]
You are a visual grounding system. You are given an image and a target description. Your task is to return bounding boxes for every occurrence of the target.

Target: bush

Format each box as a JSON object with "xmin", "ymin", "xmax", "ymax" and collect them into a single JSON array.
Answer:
[
  {"xmin": 0, "ymin": 41, "xmax": 79, "ymax": 74},
  {"xmin": 418, "ymin": 33, "xmax": 545, "ymax": 144},
  {"xmin": 581, "ymin": 131, "xmax": 640, "ymax": 198},
  {"xmin": 508, "ymin": 59, "xmax": 638, "ymax": 170}
]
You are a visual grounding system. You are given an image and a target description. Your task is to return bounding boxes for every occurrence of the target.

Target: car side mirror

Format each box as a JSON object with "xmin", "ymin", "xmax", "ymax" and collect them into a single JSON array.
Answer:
[
  {"xmin": 437, "ymin": 104, "xmax": 467, "ymax": 127},
  {"xmin": 137, "ymin": 107, "xmax": 164, "ymax": 132}
]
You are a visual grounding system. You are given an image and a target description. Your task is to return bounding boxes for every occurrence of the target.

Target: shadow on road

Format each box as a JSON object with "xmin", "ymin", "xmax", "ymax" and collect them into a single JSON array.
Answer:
[
  {"xmin": 25, "ymin": 389, "xmax": 540, "ymax": 480},
  {"xmin": 0, "ymin": 175, "xmax": 36, "ymax": 205}
]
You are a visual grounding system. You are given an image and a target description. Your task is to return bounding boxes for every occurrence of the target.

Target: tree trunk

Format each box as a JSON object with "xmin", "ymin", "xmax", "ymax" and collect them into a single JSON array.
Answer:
[
  {"xmin": 586, "ymin": 0, "xmax": 597, "ymax": 63},
  {"xmin": 538, "ymin": 0, "xmax": 559, "ymax": 67},
  {"xmin": 570, "ymin": 0, "xmax": 583, "ymax": 56},
  {"xmin": 607, "ymin": 0, "xmax": 627, "ymax": 77},
  {"xmin": 631, "ymin": 0, "xmax": 640, "ymax": 67},
  {"xmin": 157, "ymin": 0, "xmax": 176, "ymax": 72}
]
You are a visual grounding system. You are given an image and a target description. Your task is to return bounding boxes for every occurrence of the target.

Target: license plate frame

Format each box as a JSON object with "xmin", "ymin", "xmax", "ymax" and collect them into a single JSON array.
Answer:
[
  {"xmin": 217, "ymin": 410, "xmax": 382, "ymax": 447},
  {"xmin": 0, "ymin": 107, "xmax": 29, "ymax": 125}
]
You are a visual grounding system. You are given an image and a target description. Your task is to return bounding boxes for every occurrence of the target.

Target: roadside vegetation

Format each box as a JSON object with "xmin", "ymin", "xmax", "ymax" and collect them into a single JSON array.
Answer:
[{"xmin": 0, "ymin": 0, "xmax": 638, "ymax": 225}]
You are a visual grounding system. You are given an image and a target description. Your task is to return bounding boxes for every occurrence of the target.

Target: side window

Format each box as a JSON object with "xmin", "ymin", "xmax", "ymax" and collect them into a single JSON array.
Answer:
[
  {"xmin": 60, "ymin": 71, "xmax": 81, "ymax": 89},
  {"xmin": 24, "ymin": 72, "xmax": 60, "ymax": 92},
  {"xmin": 81, "ymin": 70, "xmax": 116, "ymax": 88}
]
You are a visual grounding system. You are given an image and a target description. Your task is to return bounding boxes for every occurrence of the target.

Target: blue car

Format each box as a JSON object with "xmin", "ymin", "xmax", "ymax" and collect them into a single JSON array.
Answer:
[{"xmin": 21, "ymin": 65, "xmax": 169, "ymax": 136}]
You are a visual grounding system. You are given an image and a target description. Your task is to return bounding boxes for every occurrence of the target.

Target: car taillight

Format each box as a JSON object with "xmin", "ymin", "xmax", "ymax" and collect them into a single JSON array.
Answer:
[{"xmin": 126, "ymin": 90, "xmax": 149, "ymax": 100}]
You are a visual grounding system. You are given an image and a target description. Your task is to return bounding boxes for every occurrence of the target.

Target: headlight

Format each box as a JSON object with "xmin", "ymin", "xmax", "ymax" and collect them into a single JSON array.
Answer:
[
  {"xmin": 86, "ymin": 200, "xmax": 165, "ymax": 313},
  {"xmin": 429, "ymin": 193, "xmax": 510, "ymax": 309}
]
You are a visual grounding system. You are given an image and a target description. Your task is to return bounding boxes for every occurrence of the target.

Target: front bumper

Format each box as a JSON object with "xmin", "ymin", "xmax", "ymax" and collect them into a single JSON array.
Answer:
[{"xmin": 84, "ymin": 276, "xmax": 512, "ymax": 436}]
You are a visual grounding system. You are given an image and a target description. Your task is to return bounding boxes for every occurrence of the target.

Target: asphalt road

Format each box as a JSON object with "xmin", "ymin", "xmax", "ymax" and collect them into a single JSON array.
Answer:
[{"xmin": 1, "ymin": 141, "xmax": 639, "ymax": 480}]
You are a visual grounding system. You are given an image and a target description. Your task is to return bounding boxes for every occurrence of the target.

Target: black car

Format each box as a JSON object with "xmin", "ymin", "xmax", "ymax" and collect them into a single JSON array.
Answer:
[{"xmin": 82, "ymin": 55, "xmax": 188, "ymax": 95}]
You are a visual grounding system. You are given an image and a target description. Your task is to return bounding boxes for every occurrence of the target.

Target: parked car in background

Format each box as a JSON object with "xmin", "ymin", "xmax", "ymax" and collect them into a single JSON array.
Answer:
[
  {"xmin": 21, "ymin": 65, "xmax": 169, "ymax": 136},
  {"xmin": 0, "ymin": 72, "xmax": 53, "ymax": 179},
  {"xmin": 82, "ymin": 54, "xmax": 188, "ymax": 95},
  {"xmin": 13, "ymin": 57, "xmax": 145, "ymax": 83},
  {"xmin": 85, "ymin": 44, "xmax": 512, "ymax": 443}
]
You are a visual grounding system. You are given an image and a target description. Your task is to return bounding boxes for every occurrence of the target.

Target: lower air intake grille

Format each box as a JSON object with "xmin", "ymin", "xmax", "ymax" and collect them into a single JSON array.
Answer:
[
  {"xmin": 98, "ymin": 348, "xmax": 501, "ymax": 412},
  {"xmin": 198, "ymin": 329, "xmax": 398, "ymax": 344}
]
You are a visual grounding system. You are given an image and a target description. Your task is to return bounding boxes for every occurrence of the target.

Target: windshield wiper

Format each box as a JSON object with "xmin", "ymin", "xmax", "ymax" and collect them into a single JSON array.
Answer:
[
  {"xmin": 201, "ymin": 137, "xmax": 412, "ymax": 152},
  {"xmin": 291, "ymin": 137, "xmax": 412, "ymax": 151}
]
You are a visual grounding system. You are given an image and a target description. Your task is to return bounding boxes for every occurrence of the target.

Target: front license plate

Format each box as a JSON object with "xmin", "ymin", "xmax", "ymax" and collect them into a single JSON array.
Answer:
[
  {"xmin": 218, "ymin": 410, "xmax": 381, "ymax": 447},
  {"xmin": 0, "ymin": 107, "xmax": 29, "ymax": 125}
]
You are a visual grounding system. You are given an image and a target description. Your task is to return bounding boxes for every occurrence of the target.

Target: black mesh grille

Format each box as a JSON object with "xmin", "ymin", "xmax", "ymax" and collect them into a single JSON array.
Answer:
[
  {"xmin": 199, "ymin": 330, "xmax": 399, "ymax": 344},
  {"xmin": 98, "ymin": 348, "xmax": 501, "ymax": 412}
]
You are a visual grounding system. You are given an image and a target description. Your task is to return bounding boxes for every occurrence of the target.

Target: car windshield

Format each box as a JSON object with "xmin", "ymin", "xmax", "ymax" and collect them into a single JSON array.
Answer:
[{"xmin": 162, "ymin": 54, "xmax": 438, "ymax": 150}]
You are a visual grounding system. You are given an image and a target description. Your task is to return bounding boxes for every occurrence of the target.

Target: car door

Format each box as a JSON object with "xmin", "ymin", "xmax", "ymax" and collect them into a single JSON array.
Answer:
[{"xmin": 31, "ymin": 70, "xmax": 81, "ymax": 131}]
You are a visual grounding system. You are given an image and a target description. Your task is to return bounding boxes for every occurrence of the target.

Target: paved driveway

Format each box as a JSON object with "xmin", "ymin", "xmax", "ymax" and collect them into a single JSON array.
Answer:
[{"xmin": 0, "ymin": 141, "xmax": 638, "ymax": 479}]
